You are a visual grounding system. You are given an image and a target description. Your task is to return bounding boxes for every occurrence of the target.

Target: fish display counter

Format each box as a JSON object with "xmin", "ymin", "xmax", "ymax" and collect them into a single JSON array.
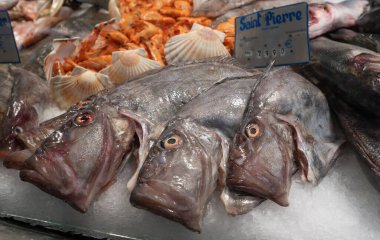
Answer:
[{"xmin": 0, "ymin": 0, "xmax": 379, "ymax": 239}]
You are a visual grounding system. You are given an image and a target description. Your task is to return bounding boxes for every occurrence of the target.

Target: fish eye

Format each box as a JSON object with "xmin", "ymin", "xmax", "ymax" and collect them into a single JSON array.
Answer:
[
  {"xmin": 161, "ymin": 134, "xmax": 182, "ymax": 149},
  {"xmin": 245, "ymin": 123, "xmax": 260, "ymax": 138},
  {"xmin": 74, "ymin": 111, "xmax": 94, "ymax": 126},
  {"xmin": 13, "ymin": 126, "xmax": 23, "ymax": 135}
]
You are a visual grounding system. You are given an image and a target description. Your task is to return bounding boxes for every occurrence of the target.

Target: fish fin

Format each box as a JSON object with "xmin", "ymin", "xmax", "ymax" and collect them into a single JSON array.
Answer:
[
  {"xmin": 118, "ymin": 110, "xmax": 153, "ymax": 192},
  {"xmin": 276, "ymin": 113, "xmax": 345, "ymax": 184}
]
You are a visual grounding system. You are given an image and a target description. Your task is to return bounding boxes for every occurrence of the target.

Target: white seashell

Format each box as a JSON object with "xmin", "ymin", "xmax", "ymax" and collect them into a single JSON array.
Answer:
[
  {"xmin": 100, "ymin": 49, "xmax": 161, "ymax": 85},
  {"xmin": 50, "ymin": 66, "xmax": 113, "ymax": 109},
  {"xmin": 164, "ymin": 23, "xmax": 230, "ymax": 64},
  {"xmin": 108, "ymin": 0, "xmax": 121, "ymax": 20},
  {"xmin": 44, "ymin": 37, "xmax": 81, "ymax": 81}
]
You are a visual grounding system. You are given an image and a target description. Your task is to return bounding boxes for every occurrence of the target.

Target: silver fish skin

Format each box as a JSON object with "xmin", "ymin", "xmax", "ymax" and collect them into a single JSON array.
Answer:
[
  {"xmin": 19, "ymin": 57, "xmax": 256, "ymax": 212},
  {"xmin": 0, "ymin": 66, "xmax": 59, "ymax": 154},
  {"xmin": 130, "ymin": 76, "xmax": 263, "ymax": 232},
  {"xmin": 227, "ymin": 69, "xmax": 344, "ymax": 206},
  {"xmin": 0, "ymin": 0, "xmax": 18, "ymax": 10},
  {"xmin": 309, "ymin": 37, "xmax": 380, "ymax": 116},
  {"xmin": 330, "ymin": 29, "xmax": 380, "ymax": 52},
  {"xmin": 328, "ymin": 96, "xmax": 380, "ymax": 192},
  {"xmin": 309, "ymin": 0, "xmax": 369, "ymax": 38},
  {"xmin": 356, "ymin": 7, "xmax": 380, "ymax": 34}
]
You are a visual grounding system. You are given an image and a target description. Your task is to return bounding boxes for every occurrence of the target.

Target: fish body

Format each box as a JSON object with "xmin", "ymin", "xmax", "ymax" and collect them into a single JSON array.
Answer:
[
  {"xmin": 0, "ymin": 0, "xmax": 18, "ymax": 10},
  {"xmin": 356, "ymin": 7, "xmax": 380, "ymax": 34},
  {"xmin": 0, "ymin": 66, "xmax": 14, "ymax": 123},
  {"xmin": 309, "ymin": 0, "xmax": 369, "ymax": 38},
  {"xmin": 131, "ymin": 75, "xmax": 263, "ymax": 232},
  {"xmin": 0, "ymin": 67, "xmax": 61, "ymax": 153},
  {"xmin": 328, "ymin": 96, "xmax": 380, "ymax": 192},
  {"xmin": 19, "ymin": 57, "xmax": 256, "ymax": 212},
  {"xmin": 330, "ymin": 29, "xmax": 380, "ymax": 52},
  {"xmin": 227, "ymin": 69, "xmax": 344, "ymax": 206},
  {"xmin": 309, "ymin": 37, "xmax": 380, "ymax": 116}
]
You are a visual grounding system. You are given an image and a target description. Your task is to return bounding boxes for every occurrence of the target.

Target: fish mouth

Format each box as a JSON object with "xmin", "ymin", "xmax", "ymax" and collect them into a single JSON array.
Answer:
[{"xmin": 130, "ymin": 180, "xmax": 203, "ymax": 232}]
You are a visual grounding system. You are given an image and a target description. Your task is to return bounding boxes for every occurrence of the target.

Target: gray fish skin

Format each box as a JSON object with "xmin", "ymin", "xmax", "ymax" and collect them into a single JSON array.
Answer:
[
  {"xmin": 328, "ymin": 96, "xmax": 380, "ymax": 192},
  {"xmin": 192, "ymin": 0, "xmax": 256, "ymax": 18},
  {"xmin": 0, "ymin": 67, "xmax": 56, "ymax": 153},
  {"xmin": 308, "ymin": 0, "xmax": 369, "ymax": 39},
  {"xmin": 330, "ymin": 29, "xmax": 380, "ymax": 52},
  {"xmin": 131, "ymin": 76, "xmax": 263, "ymax": 232},
  {"xmin": 0, "ymin": 0, "xmax": 18, "ymax": 10},
  {"xmin": 19, "ymin": 57, "xmax": 256, "ymax": 212},
  {"xmin": 0, "ymin": 66, "xmax": 14, "ymax": 124},
  {"xmin": 309, "ymin": 37, "xmax": 380, "ymax": 117},
  {"xmin": 227, "ymin": 69, "xmax": 344, "ymax": 206},
  {"xmin": 356, "ymin": 7, "xmax": 380, "ymax": 34}
]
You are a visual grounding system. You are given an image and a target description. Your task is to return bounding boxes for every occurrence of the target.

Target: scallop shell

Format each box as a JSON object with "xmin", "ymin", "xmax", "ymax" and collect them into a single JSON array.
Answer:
[
  {"xmin": 100, "ymin": 49, "xmax": 161, "ymax": 85},
  {"xmin": 50, "ymin": 66, "xmax": 113, "ymax": 109},
  {"xmin": 108, "ymin": 0, "xmax": 121, "ymax": 20},
  {"xmin": 44, "ymin": 37, "xmax": 80, "ymax": 81},
  {"xmin": 164, "ymin": 23, "xmax": 230, "ymax": 64}
]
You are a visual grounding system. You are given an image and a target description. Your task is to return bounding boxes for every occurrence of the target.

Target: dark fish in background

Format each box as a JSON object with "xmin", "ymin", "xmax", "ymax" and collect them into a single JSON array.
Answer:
[
  {"xmin": 330, "ymin": 29, "xmax": 380, "ymax": 52},
  {"xmin": 227, "ymin": 69, "xmax": 344, "ymax": 206},
  {"xmin": 131, "ymin": 75, "xmax": 263, "ymax": 232},
  {"xmin": 308, "ymin": 0, "xmax": 369, "ymax": 38},
  {"xmin": 17, "ymin": 57, "xmax": 256, "ymax": 212},
  {"xmin": 309, "ymin": 37, "xmax": 380, "ymax": 117},
  {"xmin": 329, "ymin": 96, "xmax": 380, "ymax": 192},
  {"xmin": 356, "ymin": 7, "xmax": 380, "ymax": 34}
]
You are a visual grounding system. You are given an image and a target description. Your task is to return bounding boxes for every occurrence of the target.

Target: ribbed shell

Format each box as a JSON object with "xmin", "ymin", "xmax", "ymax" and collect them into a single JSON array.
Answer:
[
  {"xmin": 164, "ymin": 23, "xmax": 230, "ymax": 64},
  {"xmin": 50, "ymin": 66, "xmax": 113, "ymax": 109},
  {"xmin": 101, "ymin": 49, "xmax": 161, "ymax": 85}
]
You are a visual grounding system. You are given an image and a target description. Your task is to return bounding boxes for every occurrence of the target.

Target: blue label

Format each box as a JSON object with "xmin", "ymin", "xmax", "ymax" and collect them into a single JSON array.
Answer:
[
  {"xmin": 0, "ymin": 10, "xmax": 20, "ymax": 64},
  {"xmin": 234, "ymin": 2, "xmax": 309, "ymax": 68}
]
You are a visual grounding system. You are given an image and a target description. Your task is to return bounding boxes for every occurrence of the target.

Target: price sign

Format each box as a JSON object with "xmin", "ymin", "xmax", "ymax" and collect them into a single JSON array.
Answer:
[
  {"xmin": 234, "ymin": 2, "xmax": 309, "ymax": 68},
  {"xmin": 0, "ymin": 10, "xmax": 20, "ymax": 64}
]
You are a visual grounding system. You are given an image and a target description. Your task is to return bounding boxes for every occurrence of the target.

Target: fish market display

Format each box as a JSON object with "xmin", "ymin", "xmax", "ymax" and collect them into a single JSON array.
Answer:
[
  {"xmin": 130, "ymin": 75, "xmax": 262, "ymax": 232},
  {"xmin": 329, "ymin": 29, "xmax": 380, "ymax": 52},
  {"xmin": 227, "ymin": 69, "xmax": 344, "ymax": 207},
  {"xmin": 356, "ymin": 7, "xmax": 380, "ymax": 34},
  {"xmin": 14, "ymin": 57, "xmax": 256, "ymax": 212},
  {"xmin": 308, "ymin": 0, "xmax": 369, "ymax": 38},
  {"xmin": 0, "ymin": 67, "xmax": 62, "ymax": 154},
  {"xmin": 309, "ymin": 37, "xmax": 380, "ymax": 116}
]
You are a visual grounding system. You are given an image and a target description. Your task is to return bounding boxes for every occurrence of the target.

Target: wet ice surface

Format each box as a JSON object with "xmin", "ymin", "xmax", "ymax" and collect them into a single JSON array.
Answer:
[{"xmin": 0, "ymin": 145, "xmax": 379, "ymax": 240}]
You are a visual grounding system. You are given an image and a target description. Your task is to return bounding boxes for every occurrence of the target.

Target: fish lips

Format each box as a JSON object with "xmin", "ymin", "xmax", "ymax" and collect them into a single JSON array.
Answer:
[
  {"xmin": 227, "ymin": 122, "xmax": 293, "ymax": 207},
  {"xmin": 130, "ymin": 179, "xmax": 204, "ymax": 232}
]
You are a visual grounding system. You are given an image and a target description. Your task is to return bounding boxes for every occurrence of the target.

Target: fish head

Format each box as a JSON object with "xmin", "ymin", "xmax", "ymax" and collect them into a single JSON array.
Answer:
[
  {"xmin": 20, "ymin": 101, "xmax": 136, "ymax": 212},
  {"xmin": 0, "ymin": 99, "xmax": 40, "ymax": 152},
  {"xmin": 227, "ymin": 112, "xmax": 294, "ymax": 206},
  {"xmin": 130, "ymin": 118, "xmax": 223, "ymax": 232},
  {"xmin": 2, "ymin": 99, "xmax": 95, "ymax": 169}
]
